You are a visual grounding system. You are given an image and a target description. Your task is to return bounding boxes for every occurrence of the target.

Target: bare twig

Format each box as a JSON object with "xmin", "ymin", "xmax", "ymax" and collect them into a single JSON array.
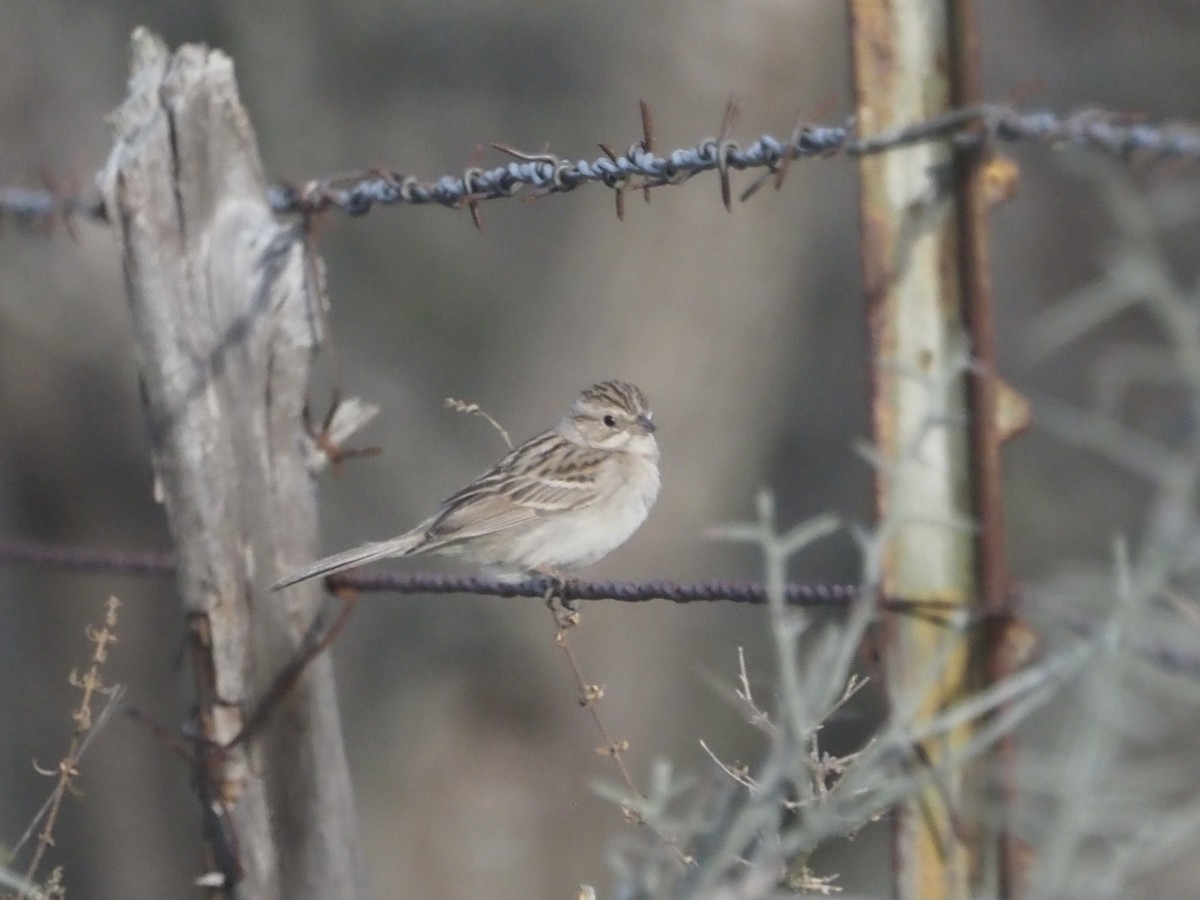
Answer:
[
  {"xmin": 15, "ymin": 597, "xmax": 123, "ymax": 899},
  {"xmin": 444, "ymin": 397, "xmax": 514, "ymax": 449},
  {"xmin": 542, "ymin": 589, "xmax": 692, "ymax": 865}
]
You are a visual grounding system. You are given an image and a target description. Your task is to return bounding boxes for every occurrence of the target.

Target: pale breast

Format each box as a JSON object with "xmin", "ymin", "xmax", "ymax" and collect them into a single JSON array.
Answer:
[{"xmin": 497, "ymin": 450, "xmax": 660, "ymax": 572}]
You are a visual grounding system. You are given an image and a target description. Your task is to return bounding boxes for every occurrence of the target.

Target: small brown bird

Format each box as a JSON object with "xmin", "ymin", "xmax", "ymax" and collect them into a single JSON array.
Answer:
[{"xmin": 273, "ymin": 381, "xmax": 659, "ymax": 589}]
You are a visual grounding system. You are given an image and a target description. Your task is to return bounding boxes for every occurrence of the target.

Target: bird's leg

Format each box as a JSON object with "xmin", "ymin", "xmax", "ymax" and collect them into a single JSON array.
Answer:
[{"xmin": 536, "ymin": 567, "xmax": 579, "ymax": 628}]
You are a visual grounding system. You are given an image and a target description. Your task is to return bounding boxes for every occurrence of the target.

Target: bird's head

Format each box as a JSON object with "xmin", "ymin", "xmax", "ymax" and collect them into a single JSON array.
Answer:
[{"xmin": 559, "ymin": 380, "xmax": 658, "ymax": 455}]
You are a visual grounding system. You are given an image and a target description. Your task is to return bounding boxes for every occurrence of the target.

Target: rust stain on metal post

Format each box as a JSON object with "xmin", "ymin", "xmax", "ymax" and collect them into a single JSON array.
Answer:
[
  {"xmin": 948, "ymin": 0, "xmax": 1004, "ymax": 626},
  {"xmin": 947, "ymin": 1, "xmax": 1025, "ymax": 895},
  {"xmin": 849, "ymin": 0, "xmax": 1016, "ymax": 896}
]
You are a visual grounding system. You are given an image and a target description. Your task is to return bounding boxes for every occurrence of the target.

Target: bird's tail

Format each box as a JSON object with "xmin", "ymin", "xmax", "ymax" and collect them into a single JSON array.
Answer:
[{"xmin": 271, "ymin": 532, "xmax": 424, "ymax": 590}]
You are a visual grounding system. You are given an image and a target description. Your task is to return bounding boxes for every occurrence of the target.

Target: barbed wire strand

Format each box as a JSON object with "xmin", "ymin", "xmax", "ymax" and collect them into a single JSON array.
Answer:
[{"xmin": 4, "ymin": 104, "xmax": 1199, "ymax": 231}]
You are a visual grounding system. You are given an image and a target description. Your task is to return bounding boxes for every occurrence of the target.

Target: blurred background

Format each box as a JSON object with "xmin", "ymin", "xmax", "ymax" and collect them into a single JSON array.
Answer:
[{"xmin": 2, "ymin": 2, "xmax": 1200, "ymax": 898}]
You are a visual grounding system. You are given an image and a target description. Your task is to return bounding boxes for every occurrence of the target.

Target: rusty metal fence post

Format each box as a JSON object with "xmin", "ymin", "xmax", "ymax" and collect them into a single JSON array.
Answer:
[{"xmin": 848, "ymin": 1, "xmax": 1021, "ymax": 897}]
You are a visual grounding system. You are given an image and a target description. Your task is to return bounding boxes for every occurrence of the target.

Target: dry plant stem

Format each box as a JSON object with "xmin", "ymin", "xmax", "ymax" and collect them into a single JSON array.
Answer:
[
  {"xmin": 687, "ymin": 507, "xmax": 861, "ymax": 897},
  {"xmin": 230, "ymin": 589, "xmax": 360, "ymax": 749},
  {"xmin": 761, "ymin": 503, "xmax": 820, "ymax": 748},
  {"xmin": 444, "ymin": 397, "xmax": 514, "ymax": 449},
  {"xmin": 545, "ymin": 597, "xmax": 691, "ymax": 865},
  {"xmin": 302, "ymin": 216, "xmax": 343, "ymax": 408},
  {"xmin": 18, "ymin": 597, "xmax": 121, "ymax": 899},
  {"xmin": 13, "ymin": 687, "xmax": 127, "ymax": 862},
  {"xmin": 549, "ymin": 605, "xmax": 640, "ymax": 800},
  {"xmin": 773, "ymin": 633, "xmax": 1092, "ymax": 873},
  {"xmin": 712, "ymin": 500, "xmax": 843, "ymax": 745}
]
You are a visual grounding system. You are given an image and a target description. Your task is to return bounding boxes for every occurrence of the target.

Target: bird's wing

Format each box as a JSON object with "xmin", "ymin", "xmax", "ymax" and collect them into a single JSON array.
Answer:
[{"xmin": 420, "ymin": 439, "xmax": 607, "ymax": 547}]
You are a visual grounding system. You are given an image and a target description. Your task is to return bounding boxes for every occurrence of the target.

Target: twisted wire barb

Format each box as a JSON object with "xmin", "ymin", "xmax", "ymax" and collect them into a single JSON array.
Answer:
[
  {"xmin": 239, "ymin": 105, "xmax": 1200, "ymax": 218},
  {"xmin": 5, "ymin": 104, "xmax": 1200, "ymax": 230}
]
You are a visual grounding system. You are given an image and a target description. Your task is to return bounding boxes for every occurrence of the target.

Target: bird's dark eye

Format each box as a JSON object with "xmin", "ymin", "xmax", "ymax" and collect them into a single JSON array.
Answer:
[{"xmin": 603, "ymin": 414, "xmax": 617, "ymax": 427}]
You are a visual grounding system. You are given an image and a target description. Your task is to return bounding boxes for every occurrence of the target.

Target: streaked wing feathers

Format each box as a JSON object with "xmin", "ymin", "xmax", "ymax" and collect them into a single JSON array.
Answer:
[{"xmin": 419, "ymin": 432, "xmax": 606, "ymax": 547}]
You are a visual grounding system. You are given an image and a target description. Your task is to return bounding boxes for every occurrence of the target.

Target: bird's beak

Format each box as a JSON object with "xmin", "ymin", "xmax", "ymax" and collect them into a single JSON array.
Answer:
[{"xmin": 636, "ymin": 414, "xmax": 657, "ymax": 434}]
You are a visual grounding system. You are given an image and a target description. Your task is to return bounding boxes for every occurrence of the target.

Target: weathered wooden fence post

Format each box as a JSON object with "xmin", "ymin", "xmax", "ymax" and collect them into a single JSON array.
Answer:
[{"xmin": 99, "ymin": 29, "xmax": 362, "ymax": 899}]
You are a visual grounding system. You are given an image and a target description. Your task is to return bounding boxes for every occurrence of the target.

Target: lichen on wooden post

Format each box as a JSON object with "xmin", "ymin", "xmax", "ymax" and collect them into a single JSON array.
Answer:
[{"xmin": 98, "ymin": 28, "xmax": 362, "ymax": 899}]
